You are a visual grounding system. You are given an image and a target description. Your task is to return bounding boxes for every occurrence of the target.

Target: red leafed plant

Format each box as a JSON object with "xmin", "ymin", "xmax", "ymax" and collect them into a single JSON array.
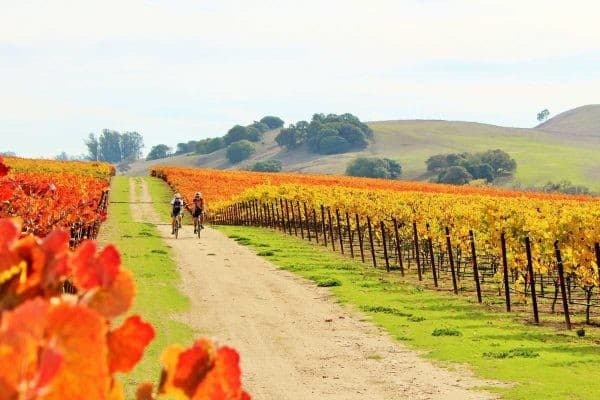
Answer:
[{"xmin": 0, "ymin": 157, "xmax": 250, "ymax": 400}]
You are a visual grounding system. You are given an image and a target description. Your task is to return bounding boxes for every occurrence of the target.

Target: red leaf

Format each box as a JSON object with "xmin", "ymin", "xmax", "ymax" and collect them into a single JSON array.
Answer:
[
  {"xmin": 36, "ymin": 346, "xmax": 63, "ymax": 390},
  {"xmin": 72, "ymin": 241, "xmax": 121, "ymax": 290},
  {"xmin": 86, "ymin": 269, "xmax": 136, "ymax": 319},
  {"xmin": 107, "ymin": 315, "xmax": 155, "ymax": 373},
  {"xmin": 0, "ymin": 157, "xmax": 9, "ymax": 177},
  {"xmin": 192, "ymin": 347, "xmax": 245, "ymax": 400},
  {"xmin": 173, "ymin": 339, "xmax": 214, "ymax": 397},
  {"xmin": 0, "ymin": 218, "xmax": 20, "ymax": 249}
]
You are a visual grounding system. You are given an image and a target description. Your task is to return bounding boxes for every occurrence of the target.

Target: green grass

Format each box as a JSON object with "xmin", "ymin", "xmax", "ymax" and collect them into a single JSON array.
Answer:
[
  {"xmin": 102, "ymin": 176, "xmax": 195, "ymax": 396},
  {"xmin": 216, "ymin": 225, "xmax": 600, "ymax": 400},
  {"xmin": 370, "ymin": 120, "xmax": 600, "ymax": 190}
]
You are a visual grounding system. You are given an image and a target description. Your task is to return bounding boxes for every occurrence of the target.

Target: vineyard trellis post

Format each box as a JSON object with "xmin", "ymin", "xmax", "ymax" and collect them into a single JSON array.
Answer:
[
  {"xmin": 380, "ymin": 221, "xmax": 390, "ymax": 272},
  {"xmin": 445, "ymin": 227, "xmax": 458, "ymax": 294},
  {"xmin": 469, "ymin": 230, "xmax": 483, "ymax": 303},
  {"xmin": 525, "ymin": 237, "xmax": 539, "ymax": 323},
  {"xmin": 304, "ymin": 202, "xmax": 311, "ymax": 241},
  {"xmin": 367, "ymin": 216, "xmax": 376, "ymax": 268},
  {"xmin": 285, "ymin": 199, "xmax": 293, "ymax": 235},
  {"xmin": 346, "ymin": 212, "xmax": 354, "ymax": 259},
  {"xmin": 312, "ymin": 207, "xmax": 319, "ymax": 243},
  {"xmin": 296, "ymin": 201, "xmax": 304, "ymax": 239},
  {"xmin": 356, "ymin": 213, "xmax": 365, "ymax": 263},
  {"xmin": 554, "ymin": 241, "xmax": 572, "ymax": 330},
  {"xmin": 320, "ymin": 204, "xmax": 328, "ymax": 246},
  {"xmin": 290, "ymin": 199, "xmax": 298, "ymax": 236},
  {"xmin": 393, "ymin": 218, "xmax": 404, "ymax": 276},
  {"xmin": 500, "ymin": 232, "xmax": 511, "ymax": 312},
  {"xmin": 412, "ymin": 222, "xmax": 422, "ymax": 281},
  {"xmin": 426, "ymin": 224, "xmax": 438, "ymax": 287},
  {"xmin": 336, "ymin": 209, "xmax": 344, "ymax": 255},
  {"xmin": 327, "ymin": 207, "xmax": 335, "ymax": 251}
]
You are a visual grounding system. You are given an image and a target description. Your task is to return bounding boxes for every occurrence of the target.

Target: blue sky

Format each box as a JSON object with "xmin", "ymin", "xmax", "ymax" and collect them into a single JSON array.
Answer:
[{"xmin": 1, "ymin": 0, "xmax": 599, "ymax": 158}]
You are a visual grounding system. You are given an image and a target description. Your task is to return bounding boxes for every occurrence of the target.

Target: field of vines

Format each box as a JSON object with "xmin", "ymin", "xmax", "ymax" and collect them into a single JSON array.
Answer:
[
  {"xmin": 0, "ymin": 158, "xmax": 250, "ymax": 399},
  {"xmin": 0, "ymin": 157, "xmax": 114, "ymax": 243},
  {"xmin": 154, "ymin": 166, "xmax": 600, "ymax": 327}
]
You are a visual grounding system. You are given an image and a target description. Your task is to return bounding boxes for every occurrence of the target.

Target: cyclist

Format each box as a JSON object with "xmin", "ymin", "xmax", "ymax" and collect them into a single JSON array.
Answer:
[
  {"xmin": 170, "ymin": 193, "xmax": 185, "ymax": 234},
  {"xmin": 191, "ymin": 191, "xmax": 205, "ymax": 234}
]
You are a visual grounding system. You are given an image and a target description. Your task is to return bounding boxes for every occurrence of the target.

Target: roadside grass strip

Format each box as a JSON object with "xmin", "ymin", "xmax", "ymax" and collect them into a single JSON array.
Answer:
[
  {"xmin": 103, "ymin": 176, "xmax": 194, "ymax": 396},
  {"xmin": 216, "ymin": 225, "xmax": 600, "ymax": 400}
]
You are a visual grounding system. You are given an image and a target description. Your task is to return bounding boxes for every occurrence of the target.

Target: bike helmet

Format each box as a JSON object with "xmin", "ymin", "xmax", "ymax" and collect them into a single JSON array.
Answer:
[
  {"xmin": 194, "ymin": 192, "xmax": 202, "ymax": 198},
  {"xmin": 174, "ymin": 193, "xmax": 181, "ymax": 199}
]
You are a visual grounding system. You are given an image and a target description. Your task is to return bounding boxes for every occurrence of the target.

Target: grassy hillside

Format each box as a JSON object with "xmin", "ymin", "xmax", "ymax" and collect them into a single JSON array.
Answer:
[
  {"xmin": 128, "ymin": 108, "xmax": 600, "ymax": 191},
  {"xmin": 537, "ymin": 104, "xmax": 600, "ymax": 137}
]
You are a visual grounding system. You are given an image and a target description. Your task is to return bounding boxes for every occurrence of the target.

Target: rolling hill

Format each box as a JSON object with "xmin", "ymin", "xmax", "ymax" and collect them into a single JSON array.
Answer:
[
  {"xmin": 537, "ymin": 104, "xmax": 600, "ymax": 137},
  {"xmin": 128, "ymin": 106, "xmax": 600, "ymax": 191}
]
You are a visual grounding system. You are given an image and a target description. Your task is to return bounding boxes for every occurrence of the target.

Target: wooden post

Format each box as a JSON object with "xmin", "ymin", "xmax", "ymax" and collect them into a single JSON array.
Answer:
[
  {"xmin": 445, "ymin": 227, "xmax": 458, "ymax": 294},
  {"xmin": 290, "ymin": 200, "xmax": 298, "ymax": 236},
  {"xmin": 525, "ymin": 237, "xmax": 539, "ymax": 323},
  {"xmin": 275, "ymin": 201, "xmax": 283, "ymax": 231},
  {"xmin": 304, "ymin": 202, "xmax": 311, "ymax": 241},
  {"xmin": 500, "ymin": 232, "xmax": 511, "ymax": 311},
  {"xmin": 412, "ymin": 222, "xmax": 423, "ymax": 281},
  {"xmin": 320, "ymin": 205, "xmax": 328, "ymax": 246},
  {"xmin": 327, "ymin": 208, "xmax": 336, "ymax": 251},
  {"xmin": 393, "ymin": 218, "xmax": 404, "ymax": 276},
  {"xmin": 381, "ymin": 221, "xmax": 390, "ymax": 272},
  {"xmin": 554, "ymin": 241, "xmax": 572, "ymax": 330},
  {"xmin": 356, "ymin": 213, "xmax": 365, "ymax": 263},
  {"xmin": 336, "ymin": 209, "xmax": 344, "ymax": 254},
  {"xmin": 469, "ymin": 230, "xmax": 483, "ymax": 303},
  {"xmin": 367, "ymin": 216, "xmax": 376, "ymax": 268},
  {"xmin": 296, "ymin": 201, "xmax": 304, "ymax": 239},
  {"xmin": 313, "ymin": 208, "xmax": 319, "ymax": 243},
  {"xmin": 285, "ymin": 199, "xmax": 293, "ymax": 235},
  {"xmin": 346, "ymin": 212, "xmax": 354, "ymax": 258},
  {"xmin": 426, "ymin": 224, "xmax": 438, "ymax": 287}
]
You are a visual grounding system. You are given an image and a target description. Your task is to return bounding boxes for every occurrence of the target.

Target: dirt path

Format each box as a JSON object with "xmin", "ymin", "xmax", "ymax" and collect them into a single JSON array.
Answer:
[{"xmin": 129, "ymin": 178, "xmax": 497, "ymax": 400}]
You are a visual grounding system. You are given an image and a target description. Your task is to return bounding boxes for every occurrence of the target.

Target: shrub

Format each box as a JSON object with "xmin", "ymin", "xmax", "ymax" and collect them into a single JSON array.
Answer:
[
  {"xmin": 259, "ymin": 116, "xmax": 285, "ymax": 129},
  {"xmin": 251, "ymin": 160, "xmax": 282, "ymax": 172},
  {"xmin": 346, "ymin": 157, "xmax": 402, "ymax": 179},
  {"xmin": 317, "ymin": 135, "xmax": 351, "ymax": 154},
  {"xmin": 438, "ymin": 166, "xmax": 473, "ymax": 185},
  {"xmin": 226, "ymin": 140, "xmax": 256, "ymax": 163}
]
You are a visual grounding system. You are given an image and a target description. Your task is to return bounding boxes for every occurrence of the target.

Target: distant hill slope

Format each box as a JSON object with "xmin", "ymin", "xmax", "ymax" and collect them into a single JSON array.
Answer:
[
  {"xmin": 537, "ymin": 104, "xmax": 600, "ymax": 137},
  {"xmin": 129, "ymin": 108, "xmax": 600, "ymax": 190}
]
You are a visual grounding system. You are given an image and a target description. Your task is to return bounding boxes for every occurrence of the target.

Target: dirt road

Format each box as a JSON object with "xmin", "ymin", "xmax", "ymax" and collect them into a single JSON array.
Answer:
[{"xmin": 130, "ymin": 178, "xmax": 497, "ymax": 400}]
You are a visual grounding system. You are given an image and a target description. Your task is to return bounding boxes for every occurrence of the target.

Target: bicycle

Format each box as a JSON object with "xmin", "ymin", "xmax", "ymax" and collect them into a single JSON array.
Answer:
[
  {"xmin": 193, "ymin": 215, "xmax": 204, "ymax": 238},
  {"xmin": 172, "ymin": 213, "xmax": 183, "ymax": 239}
]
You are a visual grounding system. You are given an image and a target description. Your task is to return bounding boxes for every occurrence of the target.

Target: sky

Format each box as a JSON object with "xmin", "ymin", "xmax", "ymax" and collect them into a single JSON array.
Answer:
[{"xmin": 1, "ymin": 0, "xmax": 600, "ymax": 158}]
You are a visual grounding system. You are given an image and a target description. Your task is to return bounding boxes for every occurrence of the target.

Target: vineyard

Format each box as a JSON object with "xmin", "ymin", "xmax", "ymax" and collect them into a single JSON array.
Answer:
[
  {"xmin": 0, "ymin": 157, "xmax": 114, "ymax": 244},
  {"xmin": 0, "ymin": 158, "xmax": 250, "ymax": 400},
  {"xmin": 154, "ymin": 166, "xmax": 600, "ymax": 327}
]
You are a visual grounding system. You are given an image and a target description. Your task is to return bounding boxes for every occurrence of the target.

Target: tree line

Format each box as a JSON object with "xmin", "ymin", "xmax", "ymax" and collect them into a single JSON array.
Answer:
[
  {"xmin": 146, "ymin": 116, "xmax": 285, "ymax": 162},
  {"xmin": 85, "ymin": 130, "xmax": 144, "ymax": 163},
  {"xmin": 275, "ymin": 113, "xmax": 373, "ymax": 154}
]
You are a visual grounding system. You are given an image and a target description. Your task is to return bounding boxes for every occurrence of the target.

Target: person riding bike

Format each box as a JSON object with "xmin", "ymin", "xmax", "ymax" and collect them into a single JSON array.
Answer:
[
  {"xmin": 191, "ymin": 191, "xmax": 205, "ymax": 234},
  {"xmin": 170, "ymin": 193, "xmax": 185, "ymax": 235}
]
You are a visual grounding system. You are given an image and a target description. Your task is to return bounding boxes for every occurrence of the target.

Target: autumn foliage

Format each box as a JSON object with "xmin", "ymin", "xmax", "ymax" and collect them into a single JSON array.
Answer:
[
  {"xmin": 0, "ymin": 158, "xmax": 250, "ymax": 400},
  {"xmin": 154, "ymin": 166, "xmax": 600, "ymax": 290}
]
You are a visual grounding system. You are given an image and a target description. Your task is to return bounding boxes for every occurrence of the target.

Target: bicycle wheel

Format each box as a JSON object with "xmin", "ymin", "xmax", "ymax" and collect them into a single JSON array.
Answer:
[
  {"xmin": 197, "ymin": 224, "xmax": 202, "ymax": 238},
  {"xmin": 174, "ymin": 224, "xmax": 179, "ymax": 239}
]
